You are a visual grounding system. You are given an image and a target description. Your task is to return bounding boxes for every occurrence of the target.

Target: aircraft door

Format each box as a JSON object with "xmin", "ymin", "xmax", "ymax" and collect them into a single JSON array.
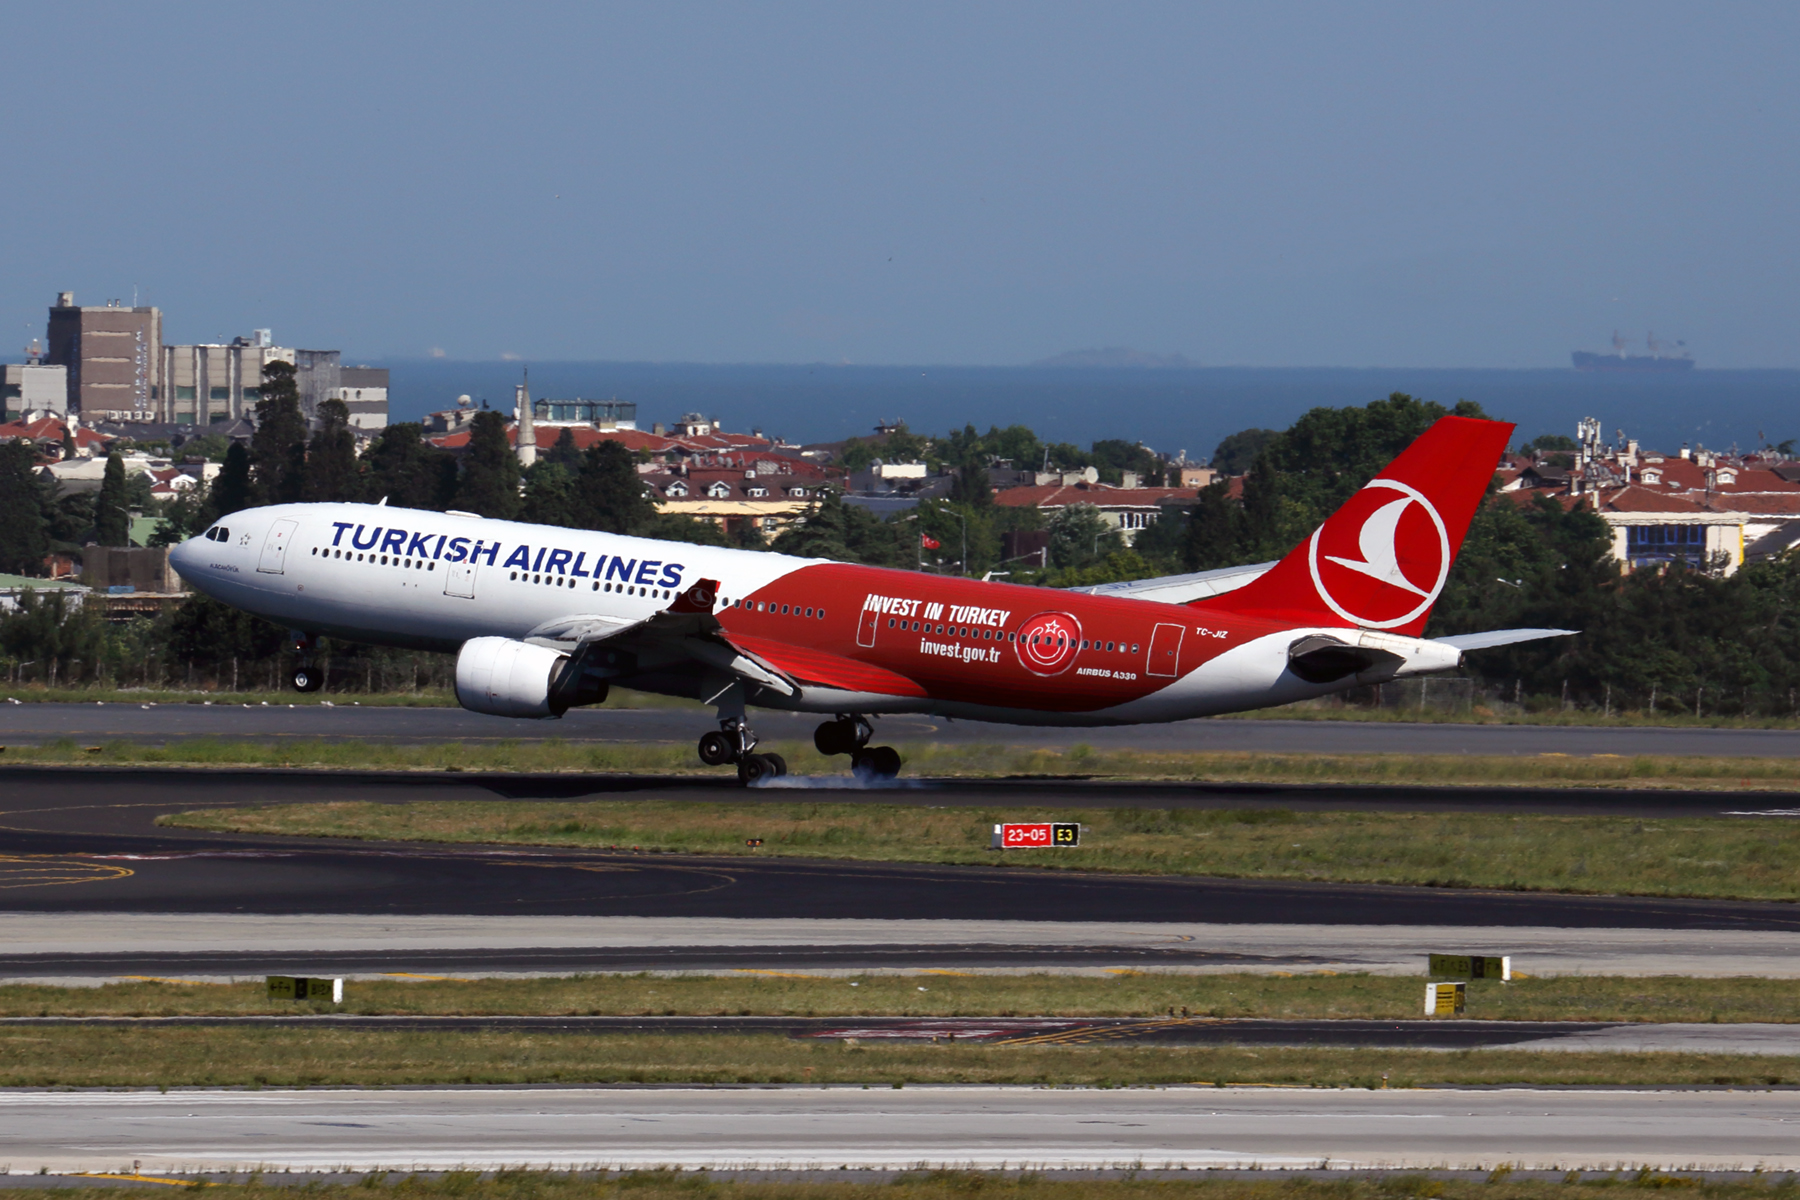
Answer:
[
  {"xmin": 1147, "ymin": 622, "xmax": 1185, "ymax": 677},
  {"xmin": 443, "ymin": 560, "xmax": 477, "ymax": 599},
  {"xmin": 257, "ymin": 519, "xmax": 298, "ymax": 574},
  {"xmin": 856, "ymin": 606, "xmax": 880, "ymax": 648}
]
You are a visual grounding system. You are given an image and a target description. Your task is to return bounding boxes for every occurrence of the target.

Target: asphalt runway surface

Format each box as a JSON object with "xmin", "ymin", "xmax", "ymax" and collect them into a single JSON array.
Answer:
[
  {"xmin": 1, "ymin": 764, "xmax": 1800, "ymax": 984},
  {"xmin": 9, "ymin": 701, "xmax": 1800, "ymax": 757},
  {"xmin": 9, "ymin": 1086, "xmax": 1800, "ymax": 1172}
]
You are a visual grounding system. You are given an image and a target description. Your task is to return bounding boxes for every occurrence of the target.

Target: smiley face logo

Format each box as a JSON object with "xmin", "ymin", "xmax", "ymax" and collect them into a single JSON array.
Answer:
[
  {"xmin": 1306, "ymin": 479, "xmax": 1450, "ymax": 629},
  {"xmin": 1015, "ymin": 611, "xmax": 1083, "ymax": 676}
]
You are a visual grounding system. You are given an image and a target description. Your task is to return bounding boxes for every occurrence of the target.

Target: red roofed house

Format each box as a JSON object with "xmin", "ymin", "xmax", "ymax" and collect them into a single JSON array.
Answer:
[
  {"xmin": 993, "ymin": 480, "xmax": 1200, "ymax": 546},
  {"xmin": 1521, "ymin": 424, "xmax": 1800, "ymax": 575}
]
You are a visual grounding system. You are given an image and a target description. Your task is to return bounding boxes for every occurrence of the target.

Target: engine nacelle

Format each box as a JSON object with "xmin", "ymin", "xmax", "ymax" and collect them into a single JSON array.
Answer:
[{"xmin": 454, "ymin": 637, "xmax": 569, "ymax": 719}]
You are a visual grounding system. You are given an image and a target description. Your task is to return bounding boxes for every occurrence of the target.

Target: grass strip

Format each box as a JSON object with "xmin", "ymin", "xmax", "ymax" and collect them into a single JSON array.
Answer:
[
  {"xmin": 13, "ymin": 974, "xmax": 1800, "ymax": 1025},
  {"xmin": 164, "ymin": 798, "xmax": 1800, "ymax": 901},
  {"xmin": 2, "ymin": 1026, "xmax": 1798, "ymax": 1088},
  {"xmin": 18, "ymin": 735, "xmax": 1800, "ymax": 787},
  {"xmin": 24, "ymin": 1176, "xmax": 1800, "ymax": 1200}
]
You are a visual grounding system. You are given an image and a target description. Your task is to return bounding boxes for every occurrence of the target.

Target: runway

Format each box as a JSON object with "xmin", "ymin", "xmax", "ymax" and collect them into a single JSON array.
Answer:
[
  {"xmin": 7, "ymin": 1085, "xmax": 1800, "ymax": 1172},
  {"xmin": 7, "ymin": 702, "xmax": 1800, "ymax": 757},
  {"xmin": 3, "ymin": 762, "xmax": 1800, "ymax": 983}
]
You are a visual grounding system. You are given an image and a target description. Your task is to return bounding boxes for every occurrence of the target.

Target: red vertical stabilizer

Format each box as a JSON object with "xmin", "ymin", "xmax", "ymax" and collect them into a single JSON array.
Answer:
[{"xmin": 1194, "ymin": 415, "xmax": 1514, "ymax": 636}]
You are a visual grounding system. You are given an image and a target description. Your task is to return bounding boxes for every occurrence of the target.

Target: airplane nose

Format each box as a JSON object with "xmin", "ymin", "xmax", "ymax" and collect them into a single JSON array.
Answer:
[{"xmin": 168, "ymin": 536, "xmax": 199, "ymax": 580}]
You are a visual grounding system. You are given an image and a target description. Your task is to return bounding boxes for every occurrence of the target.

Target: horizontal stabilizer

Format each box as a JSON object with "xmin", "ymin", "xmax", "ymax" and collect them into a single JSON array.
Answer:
[
  {"xmin": 1067, "ymin": 561, "xmax": 1276, "ymax": 604},
  {"xmin": 1433, "ymin": 628, "xmax": 1579, "ymax": 651}
]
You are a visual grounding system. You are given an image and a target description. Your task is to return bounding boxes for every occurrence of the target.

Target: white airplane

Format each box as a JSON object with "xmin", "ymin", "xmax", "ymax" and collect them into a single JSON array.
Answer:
[{"xmin": 170, "ymin": 415, "xmax": 1572, "ymax": 783}]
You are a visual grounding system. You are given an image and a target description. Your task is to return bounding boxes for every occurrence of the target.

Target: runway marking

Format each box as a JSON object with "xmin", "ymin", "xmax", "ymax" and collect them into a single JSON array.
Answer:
[
  {"xmin": 0, "ymin": 854, "xmax": 133, "ymax": 890},
  {"xmin": 734, "ymin": 969, "xmax": 828, "ymax": 979},
  {"xmin": 74, "ymin": 1173, "xmax": 205, "ymax": 1188}
]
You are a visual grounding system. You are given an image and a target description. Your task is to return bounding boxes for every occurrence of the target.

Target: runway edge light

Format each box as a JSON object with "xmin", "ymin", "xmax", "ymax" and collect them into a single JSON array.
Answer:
[{"xmin": 1427, "ymin": 954, "xmax": 1511, "ymax": 981}]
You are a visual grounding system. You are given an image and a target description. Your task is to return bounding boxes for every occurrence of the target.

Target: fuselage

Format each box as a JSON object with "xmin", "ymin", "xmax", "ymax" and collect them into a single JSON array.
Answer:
[{"xmin": 169, "ymin": 501, "xmax": 1440, "ymax": 727}]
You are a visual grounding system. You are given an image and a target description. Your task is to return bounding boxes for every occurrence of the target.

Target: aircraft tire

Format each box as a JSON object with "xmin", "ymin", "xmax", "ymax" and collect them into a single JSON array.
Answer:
[
  {"xmin": 292, "ymin": 668, "xmax": 322, "ymax": 694},
  {"xmin": 737, "ymin": 754, "xmax": 776, "ymax": 786},
  {"xmin": 853, "ymin": 745, "xmax": 902, "ymax": 780},
  {"xmin": 697, "ymin": 731, "xmax": 733, "ymax": 767},
  {"xmin": 813, "ymin": 720, "xmax": 855, "ymax": 756},
  {"xmin": 763, "ymin": 752, "xmax": 788, "ymax": 776}
]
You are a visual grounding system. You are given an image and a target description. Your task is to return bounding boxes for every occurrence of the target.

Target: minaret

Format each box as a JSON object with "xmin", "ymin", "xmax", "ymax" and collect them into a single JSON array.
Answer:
[{"xmin": 515, "ymin": 370, "xmax": 537, "ymax": 467}]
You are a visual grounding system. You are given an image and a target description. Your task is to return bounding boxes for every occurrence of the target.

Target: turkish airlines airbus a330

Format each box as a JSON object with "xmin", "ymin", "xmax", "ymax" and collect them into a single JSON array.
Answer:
[{"xmin": 170, "ymin": 415, "xmax": 1571, "ymax": 783}]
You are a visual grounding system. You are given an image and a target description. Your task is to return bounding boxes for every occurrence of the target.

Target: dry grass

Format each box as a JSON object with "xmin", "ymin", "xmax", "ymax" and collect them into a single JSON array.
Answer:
[
  {"xmin": 164, "ymin": 798, "xmax": 1800, "ymax": 901},
  {"xmin": 0, "ymin": 1026, "xmax": 1797, "ymax": 1089},
  {"xmin": 13, "ymin": 973, "xmax": 1800, "ymax": 1025},
  {"xmin": 27, "ymin": 1173, "xmax": 1800, "ymax": 1199}
]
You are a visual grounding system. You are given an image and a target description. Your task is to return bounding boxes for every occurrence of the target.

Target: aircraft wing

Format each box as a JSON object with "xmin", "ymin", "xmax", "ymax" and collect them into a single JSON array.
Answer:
[
  {"xmin": 521, "ymin": 578, "xmax": 806, "ymax": 701},
  {"xmin": 1433, "ymin": 628, "xmax": 1579, "ymax": 651},
  {"xmin": 1066, "ymin": 561, "xmax": 1277, "ymax": 604}
]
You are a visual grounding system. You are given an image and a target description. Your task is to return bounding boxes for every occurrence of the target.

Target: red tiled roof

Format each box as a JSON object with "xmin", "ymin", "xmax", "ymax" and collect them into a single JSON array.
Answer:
[
  {"xmin": 993, "ymin": 484, "xmax": 1199, "ymax": 509},
  {"xmin": 1599, "ymin": 486, "xmax": 1707, "ymax": 514}
]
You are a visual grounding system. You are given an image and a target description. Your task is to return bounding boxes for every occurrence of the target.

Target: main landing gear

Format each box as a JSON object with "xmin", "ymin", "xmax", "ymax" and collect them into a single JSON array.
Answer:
[
  {"xmin": 697, "ymin": 717, "xmax": 789, "ymax": 785},
  {"xmin": 290, "ymin": 631, "xmax": 322, "ymax": 693},
  {"xmin": 815, "ymin": 715, "xmax": 902, "ymax": 781}
]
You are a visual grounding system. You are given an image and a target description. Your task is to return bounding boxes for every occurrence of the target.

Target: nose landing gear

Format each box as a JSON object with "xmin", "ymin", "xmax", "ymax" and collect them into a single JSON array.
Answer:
[
  {"xmin": 815, "ymin": 715, "xmax": 902, "ymax": 781},
  {"xmin": 697, "ymin": 717, "xmax": 788, "ymax": 785},
  {"xmin": 290, "ymin": 631, "xmax": 323, "ymax": 693}
]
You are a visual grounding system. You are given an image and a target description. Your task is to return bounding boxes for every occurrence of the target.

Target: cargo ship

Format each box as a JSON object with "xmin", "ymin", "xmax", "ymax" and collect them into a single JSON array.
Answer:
[{"xmin": 1572, "ymin": 331, "xmax": 1694, "ymax": 372}]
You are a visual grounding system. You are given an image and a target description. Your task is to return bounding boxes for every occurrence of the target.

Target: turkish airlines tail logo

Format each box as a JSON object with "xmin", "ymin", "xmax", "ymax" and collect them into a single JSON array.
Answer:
[{"xmin": 1193, "ymin": 415, "xmax": 1514, "ymax": 637}]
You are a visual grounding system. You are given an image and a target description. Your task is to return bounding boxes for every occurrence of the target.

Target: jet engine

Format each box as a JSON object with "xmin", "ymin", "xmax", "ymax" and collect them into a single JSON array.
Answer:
[{"xmin": 454, "ymin": 637, "xmax": 571, "ymax": 718}]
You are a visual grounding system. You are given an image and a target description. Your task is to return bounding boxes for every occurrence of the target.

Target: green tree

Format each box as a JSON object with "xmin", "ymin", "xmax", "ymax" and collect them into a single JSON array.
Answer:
[
  {"xmin": 1047, "ymin": 502, "xmax": 1123, "ymax": 569},
  {"xmin": 1089, "ymin": 439, "xmax": 1163, "ymax": 485},
  {"xmin": 521, "ymin": 462, "xmax": 579, "ymax": 528},
  {"xmin": 545, "ymin": 427, "xmax": 583, "ymax": 471},
  {"xmin": 455, "ymin": 410, "xmax": 521, "ymax": 518},
  {"xmin": 573, "ymin": 441, "xmax": 656, "ymax": 534},
  {"xmin": 363, "ymin": 424, "xmax": 457, "ymax": 511},
  {"xmin": 248, "ymin": 360, "xmax": 308, "ymax": 505},
  {"xmin": 1209, "ymin": 428, "xmax": 1277, "ymax": 474},
  {"xmin": 0, "ymin": 442, "xmax": 49, "ymax": 574},
  {"xmin": 92, "ymin": 452, "xmax": 131, "ymax": 546},
  {"xmin": 209, "ymin": 442, "xmax": 254, "ymax": 519},
  {"xmin": 948, "ymin": 462, "xmax": 992, "ymax": 507},
  {"xmin": 303, "ymin": 398, "xmax": 360, "ymax": 502}
]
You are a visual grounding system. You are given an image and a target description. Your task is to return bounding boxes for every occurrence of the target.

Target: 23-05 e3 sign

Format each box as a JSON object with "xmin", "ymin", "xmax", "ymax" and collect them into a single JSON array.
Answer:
[{"xmin": 992, "ymin": 822, "xmax": 1081, "ymax": 849}]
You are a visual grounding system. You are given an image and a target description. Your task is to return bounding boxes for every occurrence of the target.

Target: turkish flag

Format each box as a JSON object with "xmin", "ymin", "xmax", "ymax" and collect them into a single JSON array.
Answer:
[{"xmin": 921, "ymin": 534, "xmax": 941, "ymax": 550}]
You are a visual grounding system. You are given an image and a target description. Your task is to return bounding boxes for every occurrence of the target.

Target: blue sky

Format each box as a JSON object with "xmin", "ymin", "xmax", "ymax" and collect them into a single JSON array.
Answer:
[{"xmin": 2, "ymin": 2, "xmax": 1794, "ymax": 367}]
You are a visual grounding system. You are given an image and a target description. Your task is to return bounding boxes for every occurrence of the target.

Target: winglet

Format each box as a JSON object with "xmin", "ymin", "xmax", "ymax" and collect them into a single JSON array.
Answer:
[
  {"xmin": 1195, "ymin": 416, "xmax": 1514, "ymax": 636},
  {"xmin": 667, "ymin": 578, "xmax": 720, "ymax": 615}
]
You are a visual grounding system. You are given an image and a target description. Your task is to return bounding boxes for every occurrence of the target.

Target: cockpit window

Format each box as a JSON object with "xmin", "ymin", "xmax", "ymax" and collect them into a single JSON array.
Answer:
[{"xmin": 205, "ymin": 526, "xmax": 229, "ymax": 542}]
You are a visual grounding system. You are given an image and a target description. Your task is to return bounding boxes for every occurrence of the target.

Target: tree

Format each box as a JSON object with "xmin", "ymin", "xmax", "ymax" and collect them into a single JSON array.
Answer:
[
  {"xmin": 209, "ymin": 442, "xmax": 254, "ymax": 519},
  {"xmin": 455, "ymin": 410, "xmax": 521, "ymax": 518},
  {"xmin": 572, "ymin": 441, "xmax": 656, "ymax": 534},
  {"xmin": 1209, "ymin": 428, "xmax": 1277, "ymax": 474},
  {"xmin": 363, "ymin": 424, "xmax": 457, "ymax": 511},
  {"xmin": 521, "ymin": 462, "xmax": 579, "ymax": 528},
  {"xmin": 304, "ymin": 398, "xmax": 360, "ymax": 502},
  {"xmin": 1090, "ymin": 439, "xmax": 1163, "ymax": 486},
  {"xmin": 0, "ymin": 442, "xmax": 48, "ymax": 574},
  {"xmin": 545, "ymin": 427, "xmax": 583, "ymax": 471},
  {"xmin": 1047, "ymin": 502, "xmax": 1123, "ymax": 569},
  {"xmin": 949, "ymin": 462, "xmax": 992, "ymax": 507},
  {"xmin": 1179, "ymin": 479, "xmax": 1243, "ymax": 570},
  {"xmin": 92, "ymin": 452, "xmax": 131, "ymax": 546},
  {"xmin": 248, "ymin": 360, "xmax": 308, "ymax": 505}
]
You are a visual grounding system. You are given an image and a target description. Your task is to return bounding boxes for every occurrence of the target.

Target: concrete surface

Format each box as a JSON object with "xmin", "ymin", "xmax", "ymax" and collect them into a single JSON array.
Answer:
[
  {"xmin": 4, "ymin": 915, "xmax": 1800, "ymax": 981},
  {"xmin": 4, "ymin": 1085, "xmax": 1799, "ymax": 1172}
]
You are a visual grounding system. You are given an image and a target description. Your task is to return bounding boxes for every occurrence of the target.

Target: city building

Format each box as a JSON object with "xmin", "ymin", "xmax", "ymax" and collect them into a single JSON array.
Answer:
[
  {"xmin": 157, "ymin": 330, "xmax": 293, "ymax": 425},
  {"xmin": 532, "ymin": 397, "xmax": 636, "ymax": 429},
  {"xmin": 45, "ymin": 292, "xmax": 162, "ymax": 417},
  {"xmin": 1508, "ymin": 418, "xmax": 1800, "ymax": 575},
  {"xmin": 336, "ymin": 367, "xmax": 389, "ymax": 430},
  {"xmin": 1, "ymin": 342, "xmax": 68, "ymax": 419},
  {"xmin": 642, "ymin": 455, "xmax": 829, "ymax": 537}
]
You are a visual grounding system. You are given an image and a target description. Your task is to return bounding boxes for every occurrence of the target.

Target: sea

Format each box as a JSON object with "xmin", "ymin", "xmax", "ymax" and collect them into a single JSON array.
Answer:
[{"xmin": 380, "ymin": 360, "xmax": 1800, "ymax": 459}]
